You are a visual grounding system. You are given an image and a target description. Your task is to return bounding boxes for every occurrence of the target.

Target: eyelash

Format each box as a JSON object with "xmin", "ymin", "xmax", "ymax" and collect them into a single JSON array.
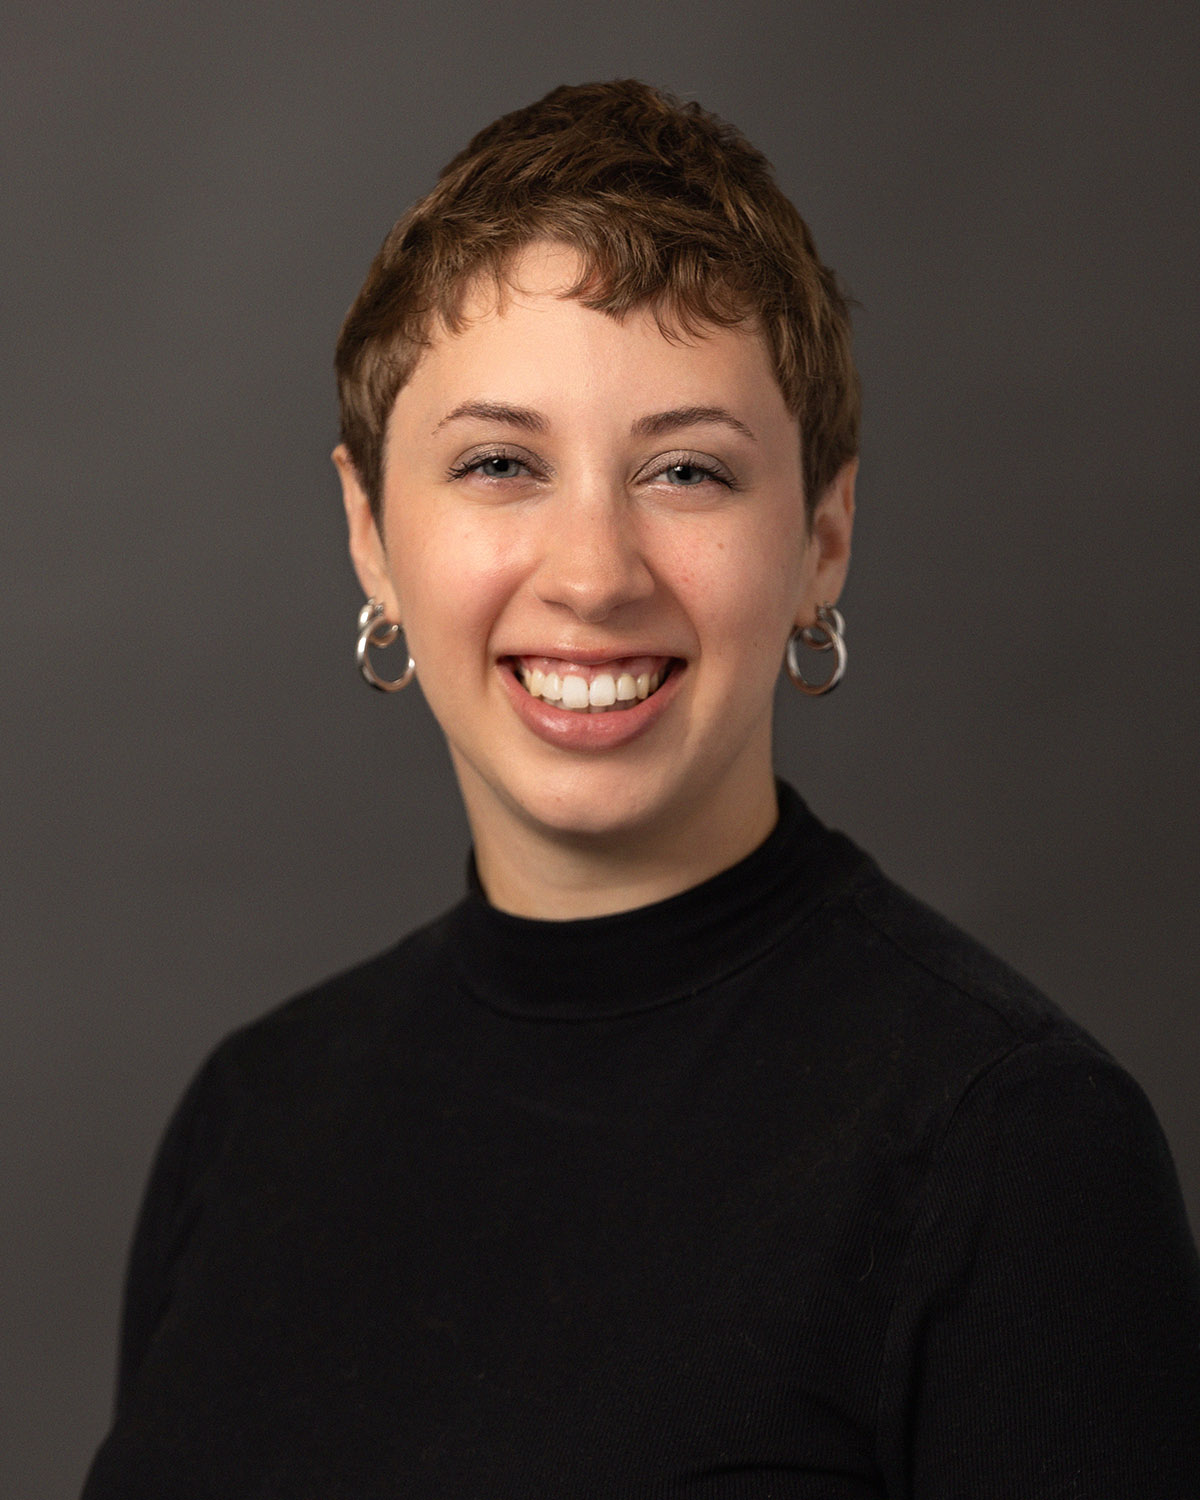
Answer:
[
  {"xmin": 446, "ymin": 450, "xmax": 737, "ymax": 490},
  {"xmin": 447, "ymin": 451, "xmax": 538, "ymax": 482},
  {"xmin": 651, "ymin": 455, "xmax": 737, "ymax": 490}
]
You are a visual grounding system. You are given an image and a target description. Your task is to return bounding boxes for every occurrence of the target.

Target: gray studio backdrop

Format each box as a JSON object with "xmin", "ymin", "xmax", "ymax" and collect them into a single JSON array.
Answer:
[{"xmin": 4, "ymin": 2, "xmax": 1197, "ymax": 1495}]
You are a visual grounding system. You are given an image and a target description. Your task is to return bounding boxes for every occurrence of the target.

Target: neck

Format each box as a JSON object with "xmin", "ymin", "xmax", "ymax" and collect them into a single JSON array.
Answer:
[{"xmin": 459, "ymin": 766, "xmax": 781, "ymax": 920}]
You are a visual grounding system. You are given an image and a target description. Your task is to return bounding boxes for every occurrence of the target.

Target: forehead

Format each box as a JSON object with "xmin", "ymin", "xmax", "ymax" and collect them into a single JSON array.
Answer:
[{"xmin": 391, "ymin": 242, "xmax": 791, "ymax": 435}]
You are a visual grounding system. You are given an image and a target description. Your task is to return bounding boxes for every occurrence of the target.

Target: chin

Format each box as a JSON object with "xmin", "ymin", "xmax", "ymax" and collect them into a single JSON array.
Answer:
[
  {"xmin": 538, "ymin": 776, "xmax": 676, "ymax": 843},
  {"xmin": 474, "ymin": 756, "xmax": 683, "ymax": 847}
]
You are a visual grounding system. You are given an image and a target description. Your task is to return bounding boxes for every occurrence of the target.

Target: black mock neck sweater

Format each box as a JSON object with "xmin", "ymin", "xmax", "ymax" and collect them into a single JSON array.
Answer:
[{"xmin": 83, "ymin": 786, "xmax": 1200, "ymax": 1497}]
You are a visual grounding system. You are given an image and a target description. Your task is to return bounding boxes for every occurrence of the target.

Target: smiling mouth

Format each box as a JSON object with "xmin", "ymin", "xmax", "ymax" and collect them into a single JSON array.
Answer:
[{"xmin": 511, "ymin": 655, "xmax": 675, "ymax": 713}]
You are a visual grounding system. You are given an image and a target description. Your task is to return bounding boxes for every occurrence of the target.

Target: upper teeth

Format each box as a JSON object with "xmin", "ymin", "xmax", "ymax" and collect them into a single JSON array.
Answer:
[{"xmin": 522, "ymin": 665, "xmax": 665, "ymax": 712}]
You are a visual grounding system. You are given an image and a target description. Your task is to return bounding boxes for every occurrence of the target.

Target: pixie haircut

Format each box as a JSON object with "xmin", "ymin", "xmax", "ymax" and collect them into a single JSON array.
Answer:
[{"xmin": 335, "ymin": 79, "xmax": 859, "ymax": 520}]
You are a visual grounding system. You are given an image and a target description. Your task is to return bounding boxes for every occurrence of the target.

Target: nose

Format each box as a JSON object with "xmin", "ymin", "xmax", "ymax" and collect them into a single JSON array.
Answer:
[{"xmin": 531, "ymin": 489, "xmax": 656, "ymax": 623}]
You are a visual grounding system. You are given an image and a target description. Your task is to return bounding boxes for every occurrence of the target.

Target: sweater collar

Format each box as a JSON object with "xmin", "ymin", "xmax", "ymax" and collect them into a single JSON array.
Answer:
[{"xmin": 446, "ymin": 783, "xmax": 867, "ymax": 1020}]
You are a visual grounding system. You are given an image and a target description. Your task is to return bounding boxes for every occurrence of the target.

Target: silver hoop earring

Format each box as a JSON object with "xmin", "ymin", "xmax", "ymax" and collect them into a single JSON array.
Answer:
[
  {"xmin": 786, "ymin": 604, "xmax": 846, "ymax": 696},
  {"xmin": 356, "ymin": 598, "xmax": 415, "ymax": 692}
]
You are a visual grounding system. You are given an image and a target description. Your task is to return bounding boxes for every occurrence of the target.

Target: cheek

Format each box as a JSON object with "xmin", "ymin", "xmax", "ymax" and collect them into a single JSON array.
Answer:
[
  {"xmin": 388, "ymin": 517, "xmax": 524, "ymax": 667},
  {"xmin": 677, "ymin": 521, "xmax": 808, "ymax": 658}
]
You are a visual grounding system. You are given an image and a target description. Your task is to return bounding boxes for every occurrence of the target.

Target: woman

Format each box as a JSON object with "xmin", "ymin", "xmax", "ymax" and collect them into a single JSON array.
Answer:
[{"xmin": 83, "ymin": 81, "xmax": 1200, "ymax": 1497}]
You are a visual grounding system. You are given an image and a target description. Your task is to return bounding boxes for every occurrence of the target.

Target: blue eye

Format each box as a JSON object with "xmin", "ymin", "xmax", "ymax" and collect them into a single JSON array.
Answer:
[
  {"xmin": 647, "ymin": 452, "xmax": 735, "ymax": 489},
  {"xmin": 664, "ymin": 463, "xmax": 710, "ymax": 486},
  {"xmin": 477, "ymin": 456, "xmax": 525, "ymax": 479},
  {"xmin": 448, "ymin": 452, "xmax": 534, "ymax": 482}
]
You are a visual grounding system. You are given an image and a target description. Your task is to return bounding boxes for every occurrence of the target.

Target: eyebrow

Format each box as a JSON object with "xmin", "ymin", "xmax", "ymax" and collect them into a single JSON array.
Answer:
[
  {"xmin": 434, "ymin": 401, "xmax": 548, "ymax": 434},
  {"xmin": 630, "ymin": 406, "xmax": 757, "ymax": 443},
  {"xmin": 433, "ymin": 400, "xmax": 756, "ymax": 443}
]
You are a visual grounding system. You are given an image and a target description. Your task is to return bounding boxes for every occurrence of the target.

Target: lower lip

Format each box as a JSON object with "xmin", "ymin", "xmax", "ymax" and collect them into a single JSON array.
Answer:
[{"xmin": 498, "ymin": 660, "xmax": 684, "ymax": 751}]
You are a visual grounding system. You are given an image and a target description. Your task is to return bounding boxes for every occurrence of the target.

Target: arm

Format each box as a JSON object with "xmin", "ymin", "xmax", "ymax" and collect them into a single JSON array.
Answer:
[
  {"xmin": 877, "ymin": 1040, "xmax": 1200, "ymax": 1497},
  {"xmin": 114, "ymin": 1052, "xmax": 232, "ymax": 1414}
]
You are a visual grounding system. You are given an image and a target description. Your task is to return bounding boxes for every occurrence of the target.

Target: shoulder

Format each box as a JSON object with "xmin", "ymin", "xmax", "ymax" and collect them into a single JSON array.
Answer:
[
  {"xmin": 801, "ymin": 848, "xmax": 1112, "ymax": 1073},
  {"xmin": 182, "ymin": 903, "xmax": 464, "ymax": 1119},
  {"xmin": 824, "ymin": 872, "xmax": 1200, "ymax": 1485},
  {"xmin": 125, "ymin": 903, "xmax": 463, "ymax": 1243},
  {"xmin": 770, "ymin": 843, "xmax": 1184, "ymax": 1195},
  {"xmin": 872, "ymin": 981, "xmax": 1200, "ymax": 1487},
  {"xmin": 846, "ymin": 863, "xmax": 1068, "ymax": 1030},
  {"xmin": 825, "ymin": 863, "xmax": 1200, "ymax": 1329}
]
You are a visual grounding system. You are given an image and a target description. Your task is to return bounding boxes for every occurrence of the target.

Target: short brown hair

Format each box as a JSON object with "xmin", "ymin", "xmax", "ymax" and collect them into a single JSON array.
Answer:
[{"xmin": 335, "ymin": 80, "xmax": 859, "ymax": 518}]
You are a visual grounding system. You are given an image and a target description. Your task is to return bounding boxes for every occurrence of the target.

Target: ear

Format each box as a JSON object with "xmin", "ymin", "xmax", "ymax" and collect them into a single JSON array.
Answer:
[
  {"xmin": 333, "ymin": 444, "xmax": 401, "ymax": 620},
  {"xmin": 798, "ymin": 457, "xmax": 856, "ymax": 623}
]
